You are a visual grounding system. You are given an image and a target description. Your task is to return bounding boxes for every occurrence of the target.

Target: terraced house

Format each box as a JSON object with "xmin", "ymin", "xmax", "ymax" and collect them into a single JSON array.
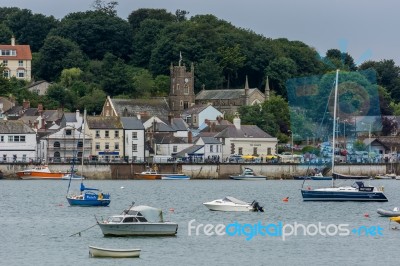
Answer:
[{"xmin": 0, "ymin": 36, "xmax": 32, "ymax": 81}]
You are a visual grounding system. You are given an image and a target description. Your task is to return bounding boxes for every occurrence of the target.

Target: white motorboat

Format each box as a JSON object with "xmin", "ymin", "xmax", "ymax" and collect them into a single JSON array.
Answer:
[
  {"xmin": 203, "ymin": 196, "xmax": 264, "ymax": 212},
  {"xmin": 89, "ymin": 246, "xmax": 141, "ymax": 258},
  {"xmin": 229, "ymin": 168, "xmax": 266, "ymax": 180},
  {"xmin": 375, "ymin": 173, "xmax": 396, "ymax": 179},
  {"xmin": 96, "ymin": 203, "xmax": 178, "ymax": 236}
]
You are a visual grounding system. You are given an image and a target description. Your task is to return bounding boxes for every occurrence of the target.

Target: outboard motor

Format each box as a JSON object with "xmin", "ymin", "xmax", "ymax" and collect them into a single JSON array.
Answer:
[{"xmin": 251, "ymin": 201, "xmax": 264, "ymax": 212}]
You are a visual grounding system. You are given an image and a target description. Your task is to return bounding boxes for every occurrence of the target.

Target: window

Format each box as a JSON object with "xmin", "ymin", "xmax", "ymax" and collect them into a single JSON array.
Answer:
[
  {"xmin": 105, "ymin": 131, "xmax": 109, "ymax": 138},
  {"xmin": 8, "ymin": 135, "xmax": 26, "ymax": 142},
  {"xmin": 65, "ymin": 129, "xmax": 72, "ymax": 135},
  {"xmin": 253, "ymin": 147, "xmax": 258, "ymax": 156},
  {"xmin": 95, "ymin": 130, "xmax": 100, "ymax": 138},
  {"xmin": 54, "ymin": 152, "xmax": 60, "ymax": 161},
  {"xmin": 2, "ymin": 60, "xmax": 7, "ymax": 66},
  {"xmin": 0, "ymin": 136, "xmax": 3, "ymax": 142},
  {"xmin": 267, "ymin": 148, "xmax": 271, "ymax": 155},
  {"xmin": 114, "ymin": 131, "xmax": 119, "ymax": 138},
  {"xmin": 105, "ymin": 143, "xmax": 110, "ymax": 150},
  {"xmin": 54, "ymin": 141, "xmax": 60, "ymax": 148},
  {"xmin": 18, "ymin": 60, "xmax": 23, "ymax": 67},
  {"xmin": 1, "ymin": 50, "xmax": 16, "ymax": 56},
  {"xmin": 238, "ymin": 147, "xmax": 243, "ymax": 155},
  {"xmin": 184, "ymin": 85, "xmax": 189, "ymax": 94},
  {"xmin": 77, "ymin": 141, "xmax": 83, "ymax": 148},
  {"xmin": 193, "ymin": 115, "xmax": 197, "ymax": 123},
  {"xmin": 180, "ymin": 100, "xmax": 183, "ymax": 106},
  {"xmin": 3, "ymin": 69, "xmax": 9, "ymax": 78},
  {"xmin": 17, "ymin": 69, "xmax": 24, "ymax": 78},
  {"xmin": 114, "ymin": 143, "xmax": 119, "ymax": 150},
  {"xmin": 132, "ymin": 132, "xmax": 137, "ymax": 139},
  {"xmin": 95, "ymin": 143, "xmax": 100, "ymax": 150},
  {"xmin": 22, "ymin": 154, "xmax": 26, "ymax": 162},
  {"xmin": 3, "ymin": 154, "xmax": 6, "ymax": 162},
  {"xmin": 132, "ymin": 144, "xmax": 137, "ymax": 152},
  {"xmin": 173, "ymin": 146, "xmax": 177, "ymax": 153},
  {"xmin": 210, "ymin": 145, "xmax": 213, "ymax": 152}
]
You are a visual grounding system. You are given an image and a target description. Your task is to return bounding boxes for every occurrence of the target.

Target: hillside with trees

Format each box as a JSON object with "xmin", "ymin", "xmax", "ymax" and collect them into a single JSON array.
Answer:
[{"xmin": 1, "ymin": 1, "xmax": 400, "ymax": 140}]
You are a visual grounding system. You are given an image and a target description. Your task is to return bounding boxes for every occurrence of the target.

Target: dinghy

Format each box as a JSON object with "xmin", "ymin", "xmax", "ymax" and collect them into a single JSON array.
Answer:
[
  {"xmin": 89, "ymin": 246, "xmax": 141, "ymax": 258},
  {"xmin": 377, "ymin": 207, "xmax": 400, "ymax": 217}
]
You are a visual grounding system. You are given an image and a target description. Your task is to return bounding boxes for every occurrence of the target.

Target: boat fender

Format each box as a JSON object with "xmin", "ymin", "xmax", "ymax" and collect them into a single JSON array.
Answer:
[
  {"xmin": 380, "ymin": 186, "xmax": 384, "ymax": 192},
  {"xmin": 98, "ymin": 193, "xmax": 103, "ymax": 200},
  {"xmin": 307, "ymin": 187, "xmax": 311, "ymax": 190}
]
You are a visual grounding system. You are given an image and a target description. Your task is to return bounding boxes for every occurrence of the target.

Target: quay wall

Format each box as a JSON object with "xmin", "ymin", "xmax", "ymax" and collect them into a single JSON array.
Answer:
[{"xmin": 0, "ymin": 163, "xmax": 395, "ymax": 180}]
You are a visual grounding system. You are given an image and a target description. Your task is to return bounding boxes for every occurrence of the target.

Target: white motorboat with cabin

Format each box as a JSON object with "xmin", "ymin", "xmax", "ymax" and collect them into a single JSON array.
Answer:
[
  {"xmin": 229, "ymin": 168, "xmax": 266, "ymax": 180},
  {"xmin": 96, "ymin": 203, "xmax": 178, "ymax": 236},
  {"xmin": 203, "ymin": 196, "xmax": 264, "ymax": 212}
]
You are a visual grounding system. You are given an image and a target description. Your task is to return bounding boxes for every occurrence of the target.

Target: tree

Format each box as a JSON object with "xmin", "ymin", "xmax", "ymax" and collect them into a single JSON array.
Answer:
[
  {"xmin": 381, "ymin": 116, "xmax": 398, "ymax": 136},
  {"xmin": 128, "ymin": 8, "xmax": 175, "ymax": 31},
  {"xmin": 77, "ymin": 88, "xmax": 106, "ymax": 115},
  {"xmin": 175, "ymin": 9, "xmax": 189, "ymax": 22},
  {"xmin": 195, "ymin": 58, "xmax": 224, "ymax": 90},
  {"xmin": 92, "ymin": 0, "xmax": 118, "ymax": 16},
  {"xmin": 46, "ymin": 83, "xmax": 74, "ymax": 109},
  {"xmin": 218, "ymin": 44, "xmax": 246, "ymax": 89},
  {"xmin": 60, "ymin": 68, "xmax": 83, "ymax": 87},
  {"xmin": 51, "ymin": 11, "xmax": 132, "ymax": 60},
  {"xmin": 133, "ymin": 69, "xmax": 154, "ymax": 98},
  {"xmin": 266, "ymin": 57, "xmax": 297, "ymax": 97},
  {"xmin": 33, "ymin": 36, "xmax": 87, "ymax": 81},
  {"xmin": 153, "ymin": 75, "xmax": 170, "ymax": 96}
]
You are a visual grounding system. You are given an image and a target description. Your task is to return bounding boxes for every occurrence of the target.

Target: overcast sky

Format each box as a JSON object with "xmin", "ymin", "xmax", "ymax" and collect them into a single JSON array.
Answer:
[{"xmin": 3, "ymin": 0, "xmax": 400, "ymax": 66}]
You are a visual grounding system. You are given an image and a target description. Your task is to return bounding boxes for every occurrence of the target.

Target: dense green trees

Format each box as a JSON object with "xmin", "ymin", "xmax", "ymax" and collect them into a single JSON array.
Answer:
[{"xmin": 1, "ymin": 5, "xmax": 400, "ymax": 140}]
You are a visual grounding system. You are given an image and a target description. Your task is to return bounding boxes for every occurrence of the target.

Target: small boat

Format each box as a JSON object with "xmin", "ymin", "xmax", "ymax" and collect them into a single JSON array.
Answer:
[
  {"xmin": 203, "ymin": 196, "xmax": 264, "ymax": 212},
  {"xmin": 62, "ymin": 173, "xmax": 85, "ymax": 180},
  {"xmin": 66, "ymin": 183, "xmax": 110, "ymax": 207},
  {"xmin": 332, "ymin": 173, "xmax": 369, "ymax": 180},
  {"xmin": 375, "ymin": 173, "xmax": 397, "ymax": 179},
  {"xmin": 96, "ymin": 203, "xmax": 178, "ymax": 236},
  {"xmin": 377, "ymin": 207, "xmax": 400, "ymax": 217},
  {"xmin": 161, "ymin": 175, "xmax": 190, "ymax": 180},
  {"xmin": 300, "ymin": 70, "xmax": 387, "ymax": 202},
  {"xmin": 229, "ymin": 168, "xmax": 266, "ymax": 180},
  {"xmin": 89, "ymin": 246, "xmax": 141, "ymax": 258},
  {"xmin": 135, "ymin": 164, "xmax": 189, "ymax": 180},
  {"xmin": 310, "ymin": 173, "xmax": 332, "ymax": 180},
  {"xmin": 66, "ymin": 109, "xmax": 110, "ymax": 207},
  {"xmin": 17, "ymin": 165, "xmax": 68, "ymax": 180},
  {"xmin": 390, "ymin": 216, "xmax": 400, "ymax": 224}
]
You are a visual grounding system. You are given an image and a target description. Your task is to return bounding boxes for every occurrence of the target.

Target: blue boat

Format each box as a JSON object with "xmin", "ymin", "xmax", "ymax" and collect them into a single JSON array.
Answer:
[
  {"xmin": 66, "ymin": 183, "xmax": 110, "ymax": 207},
  {"xmin": 161, "ymin": 175, "xmax": 190, "ymax": 180},
  {"xmin": 300, "ymin": 70, "xmax": 388, "ymax": 202},
  {"xmin": 65, "ymin": 109, "xmax": 110, "ymax": 207}
]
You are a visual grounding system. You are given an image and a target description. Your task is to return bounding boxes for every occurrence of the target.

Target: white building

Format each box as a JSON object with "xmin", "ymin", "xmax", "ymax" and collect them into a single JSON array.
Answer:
[
  {"xmin": 0, "ymin": 120, "xmax": 36, "ymax": 162},
  {"xmin": 120, "ymin": 117, "xmax": 145, "ymax": 162}
]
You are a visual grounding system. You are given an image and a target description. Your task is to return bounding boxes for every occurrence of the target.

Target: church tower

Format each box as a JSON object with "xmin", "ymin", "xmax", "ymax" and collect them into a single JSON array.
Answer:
[{"xmin": 169, "ymin": 53, "xmax": 195, "ymax": 116}]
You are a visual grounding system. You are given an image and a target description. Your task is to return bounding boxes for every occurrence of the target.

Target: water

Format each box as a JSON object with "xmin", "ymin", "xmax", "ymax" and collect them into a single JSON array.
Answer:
[{"xmin": 1, "ymin": 179, "xmax": 399, "ymax": 266}]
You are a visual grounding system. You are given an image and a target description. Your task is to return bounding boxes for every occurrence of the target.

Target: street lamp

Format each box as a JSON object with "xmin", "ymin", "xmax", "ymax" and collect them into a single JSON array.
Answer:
[{"xmin": 288, "ymin": 130, "xmax": 294, "ymax": 161}]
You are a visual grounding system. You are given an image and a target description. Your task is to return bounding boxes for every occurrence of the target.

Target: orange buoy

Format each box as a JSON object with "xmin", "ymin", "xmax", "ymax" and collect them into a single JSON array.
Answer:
[
  {"xmin": 282, "ymin": 197, "xmax": 289, "ymax": 202},
  {"xmin": 364, "ymin": 213, "xmax": 369, "ymax": 218}
]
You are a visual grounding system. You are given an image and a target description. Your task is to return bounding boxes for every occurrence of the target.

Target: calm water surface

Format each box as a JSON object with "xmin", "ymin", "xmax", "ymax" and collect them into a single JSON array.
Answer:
[{"xmin": 1, "ymin": 179, "xmax": 399, "ymax": 266}]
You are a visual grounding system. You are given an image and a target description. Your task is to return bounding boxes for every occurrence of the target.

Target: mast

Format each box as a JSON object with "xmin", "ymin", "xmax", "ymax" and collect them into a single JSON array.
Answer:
[
  {"xmin": 331, "ymin": 69, "xmax": 339, "ymax": 186},
  {"xmin": 81, "ymin": 109, "xmax": 86, "ymax": 182}
]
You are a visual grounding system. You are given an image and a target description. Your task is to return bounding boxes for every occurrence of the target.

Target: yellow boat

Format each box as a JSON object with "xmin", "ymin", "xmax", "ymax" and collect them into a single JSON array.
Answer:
[{"xmin": 389, "ymin": 216, "xmax": 400, "ymax": 223}]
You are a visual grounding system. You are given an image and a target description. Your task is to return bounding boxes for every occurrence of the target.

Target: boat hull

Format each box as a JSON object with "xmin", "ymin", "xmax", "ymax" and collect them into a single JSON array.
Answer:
[
  {"xmin": 301, "ymin": 189, "xmax": 388, "ymax": 201},
  {"xmin": 66, "ymin": 197, "xmax": 110, "ymax": 207},
  {"xmin": 203, "ymin": 203, "xmax": 252, "ymax": 212},
  {"xmin": 89, "ymin": 246, "xmax": 140, "ymax": 258},
  {"xmin": 18, "ymin": 173, "xmax": 65, "ymax": 180},
  {"xmin": 98, "ymin": 222, "xmax": 178, "ymax": 236},
  {"xmin": 229, "ymin": 175, "xmax": 266, "ymax": 181},
  {"xmin": 332, "ymin": 173, "xmax": 369, "ymax": 180},
  {"xmin": 377, "ymin": 208, "xmax": 400, "ymax": 217},
  {"xmin": 161, "ymin": 175, "xmax": 190, "ymax": 180}
]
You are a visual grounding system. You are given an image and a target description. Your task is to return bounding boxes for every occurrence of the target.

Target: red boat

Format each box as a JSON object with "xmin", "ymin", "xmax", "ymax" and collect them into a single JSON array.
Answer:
[{"xmin": 17, "ymin": 165, "xmax": 68, "ymax": 180}]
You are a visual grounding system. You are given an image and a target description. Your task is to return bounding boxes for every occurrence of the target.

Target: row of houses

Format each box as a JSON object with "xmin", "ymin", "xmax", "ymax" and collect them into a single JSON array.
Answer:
[{"xmin": 0, "ymin": 96, "xmax": 279, "ymax": 164}]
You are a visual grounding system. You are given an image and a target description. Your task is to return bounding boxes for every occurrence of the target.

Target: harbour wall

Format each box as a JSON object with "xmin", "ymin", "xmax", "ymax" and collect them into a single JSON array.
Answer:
[{"xmin": 0, "ymin": 163, "xmax": 396, "ymax": 180}]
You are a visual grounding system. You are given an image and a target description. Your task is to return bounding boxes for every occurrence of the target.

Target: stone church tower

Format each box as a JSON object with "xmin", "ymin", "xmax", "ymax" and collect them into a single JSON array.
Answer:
[{"xmin": 169, "ymin": 54, "xmax": 195, "ymax": 116}]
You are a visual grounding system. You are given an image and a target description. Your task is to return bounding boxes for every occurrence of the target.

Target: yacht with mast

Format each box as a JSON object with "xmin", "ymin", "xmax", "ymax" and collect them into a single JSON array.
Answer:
[{"xmin": 300, "ymin": 70, "xmax": 388, "ymax": 201}]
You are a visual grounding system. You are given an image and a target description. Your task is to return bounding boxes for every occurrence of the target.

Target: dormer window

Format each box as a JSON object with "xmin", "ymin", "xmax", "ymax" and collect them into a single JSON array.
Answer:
[{"xmin": 0, "ymin": 50, "xmax": 16, "ymax": 56}]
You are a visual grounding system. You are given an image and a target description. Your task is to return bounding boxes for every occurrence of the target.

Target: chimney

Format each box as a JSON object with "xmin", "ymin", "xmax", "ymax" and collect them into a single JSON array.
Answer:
[
  {"xmin": 168, "ymin": 113, "xmax": 173, "ymax": 124},
  {"xmin": 136, "ymin": 113, "xmax": 141, "ymax": 120},
  {"xmin": 233, "ymin": 113, "xmax": 241, "ymax": 130},
  {"xmin": 23, "ymin": 99, "xmax": 30, "ymax": 109},
  {"xmin": 188, "ymin": 131, "xmax": 193, "ymax": 144},
  {"xmin": 37, "ymin": 103, "xmax": 43, "ymax": 113},
  {"xmin": 265, "ymin": 76, "xmax": 270, "ymax": 101},
  {"xmin": 76, "ymin": 109, "xmax": 80, "ymax": 123},
  {"xmin": 11, "ymin": 36, "xmax": 15, "ymax": 46}
]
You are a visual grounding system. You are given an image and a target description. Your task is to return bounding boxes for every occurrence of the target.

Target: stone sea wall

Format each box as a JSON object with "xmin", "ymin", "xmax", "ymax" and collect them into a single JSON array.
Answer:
[{"xmin": 0, "ymin": 163, "xmax": 393, "ymax": 180}]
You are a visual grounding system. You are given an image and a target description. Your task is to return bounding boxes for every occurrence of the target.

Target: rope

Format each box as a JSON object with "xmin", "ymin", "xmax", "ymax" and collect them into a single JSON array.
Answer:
[{"xmin": 69, "ymin": 223, "xmax": 98, "ymax": 237}]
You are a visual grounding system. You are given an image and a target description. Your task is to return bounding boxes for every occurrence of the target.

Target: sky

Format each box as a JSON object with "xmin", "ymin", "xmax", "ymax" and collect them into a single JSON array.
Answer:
[{"xmin": 3, "ymin": 0, "xmax": 400, "ymax": 66}]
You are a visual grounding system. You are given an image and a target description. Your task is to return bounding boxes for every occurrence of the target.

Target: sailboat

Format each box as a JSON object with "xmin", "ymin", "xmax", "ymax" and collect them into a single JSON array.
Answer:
[
  {"xmin": 66, "ymin": 110, "xmax": 111, "ymax": 207},
  {"xmin": 301, "ymin": 70, "xmax": 388, "ymax": 201}
]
